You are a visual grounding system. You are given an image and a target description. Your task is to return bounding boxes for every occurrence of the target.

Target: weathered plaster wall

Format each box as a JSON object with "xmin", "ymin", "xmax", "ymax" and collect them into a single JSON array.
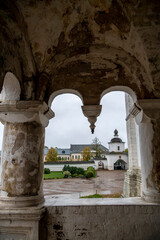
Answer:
[
  {"xmin": 152, "ymin": 119, "xmax": 160, "ymax": 192},
  {"xmin": 1, "ymin": 121, "xmax": 44, "ymax": 197},
  {"xmin": 43, "ymin": 201, "xmax": 160, "ymax": 240},
  {"xmin": 0, "ymin": 0, "xmax": 159, "ymax": 103}
]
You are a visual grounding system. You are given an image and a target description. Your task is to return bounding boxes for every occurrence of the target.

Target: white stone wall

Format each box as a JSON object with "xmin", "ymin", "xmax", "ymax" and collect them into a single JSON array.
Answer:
[
  {"xmin": 44, "ymin": 162, "xmax": 95, "ymax": 171},
  {"xmin": 107, "ymin": 154, "xmax": 128, "ymax": 170},
  {"xmin": 44, "ymin": 200, "xmax": 160, "ymax": 240},
  {"xmin": 109, "ymin": 142, "xmax": 125, "ymax": 152},
  {"xmin": 94, "ymin": 160, "xmax": 108, "ymax": 170}
]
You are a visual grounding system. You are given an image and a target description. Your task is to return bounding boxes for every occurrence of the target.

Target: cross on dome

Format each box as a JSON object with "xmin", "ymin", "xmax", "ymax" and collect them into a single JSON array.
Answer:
[{"xmin": 114, "ymin": 129, "xmax": 118, "ymax": 136}]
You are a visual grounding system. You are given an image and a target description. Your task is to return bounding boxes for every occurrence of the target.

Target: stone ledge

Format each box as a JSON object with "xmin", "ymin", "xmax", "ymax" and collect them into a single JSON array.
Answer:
[
  {"xmin": 0, "ymin": 206, "xmax": 45, "ymax": 221},
  {"xmin": 44, "ymin": 196, "xmax": 159, "ymax": 207}
]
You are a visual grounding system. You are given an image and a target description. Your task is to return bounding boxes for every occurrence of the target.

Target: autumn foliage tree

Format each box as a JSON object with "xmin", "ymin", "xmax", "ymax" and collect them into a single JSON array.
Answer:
[
  {"xmin": 92, "ymin": 137, "xmax": 104, "ymax": 158},
  {"xmin": 82, "ymin": 147, "xmax": 91, "ymax": 161},
  {"xmin": 45, "ymin": 147, "xmax": 58, "ymax": 162}
]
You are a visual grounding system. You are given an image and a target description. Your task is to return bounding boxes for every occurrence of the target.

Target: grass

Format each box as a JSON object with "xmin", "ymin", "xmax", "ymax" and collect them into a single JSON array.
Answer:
[
  {"xmin": 80, "ymin": 193, "xmax": 122, "ymax": 198},
  {"xmin": 80, "ymin": 194, "xmax": 103, "ymax": 198},
  {"xmin": 44, "ymin": 171, "xmax": 64, "ymax": 180}
]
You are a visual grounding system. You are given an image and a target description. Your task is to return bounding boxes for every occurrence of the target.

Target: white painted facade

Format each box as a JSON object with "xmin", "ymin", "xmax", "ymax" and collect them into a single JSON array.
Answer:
[
  {"xmin": 108, "ymin": 142, "xmax": 125, "ymax": 152},
  {"xmin": 44, "ymin": 162, "xmax": 95, "ymax": 171},
  {"xmin": 107, "ymin": 154, "xmax": 128, "ymax": 170},
  {"xmin": 94, "ymin": 159, "xmax": 108, "ymax": 170},
  {"xmin": 71, "ymin": 153, "xmax": 82, "ymax": 160},
  {"xmin": 105, "ymin": 130, "xmax": 128, "ymax": 170}
]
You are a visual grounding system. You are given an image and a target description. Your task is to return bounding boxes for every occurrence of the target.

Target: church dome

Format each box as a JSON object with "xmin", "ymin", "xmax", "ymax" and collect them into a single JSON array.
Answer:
[
  {"xmin": 110, "ymin": 129, "xmax": 122, "ymax": 143},
  {"xmin": 111, "ymin": 137, "xmax": 122, "ymax": 143}
]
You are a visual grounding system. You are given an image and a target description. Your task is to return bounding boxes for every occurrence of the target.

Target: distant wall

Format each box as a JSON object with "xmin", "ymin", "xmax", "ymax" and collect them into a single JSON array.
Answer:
[
  {"xmin": 44, "ymin": 161, "xmax": 95, "ymax": 171},
  {"xmin": 94, "ymin": 159, "xmax": 108, "ymax": 170}
]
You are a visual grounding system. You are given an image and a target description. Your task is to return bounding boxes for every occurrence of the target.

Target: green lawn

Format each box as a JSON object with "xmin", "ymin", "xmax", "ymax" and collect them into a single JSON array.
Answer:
[
  {"xmin": 80, "ymin": 194, "xmax": 103, "ymax": 198},
  {"xmin": 44, "ymin": 171, "xmax": 64, "ymax": 180},
  {"xmin": 80, "ymin": 193, "xmax": 122, "ymax": 198}
]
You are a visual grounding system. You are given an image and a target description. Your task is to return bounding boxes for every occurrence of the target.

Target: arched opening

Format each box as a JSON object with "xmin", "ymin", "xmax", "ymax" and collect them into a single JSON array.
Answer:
[
  {"xmin": 98, "ymin": 161, "xmax": 104, "ymax": 170},
  {"xmin": 44, "ymin": 90, "xmax": 130, "ymax": 198},
  {"xmin": 100, "ymin": 88, "xmax": 141, "ymax": 197},
  {"xmin": 48, "ymin": 89, "xmax": 84, "ymax": 108},
  {"xmin": 114, "ymin": 159, "xmax": 127, "ymax": 170},
  {"xmin": 0, "ymin": 72, "xmax": 21, "ymax": 101}
]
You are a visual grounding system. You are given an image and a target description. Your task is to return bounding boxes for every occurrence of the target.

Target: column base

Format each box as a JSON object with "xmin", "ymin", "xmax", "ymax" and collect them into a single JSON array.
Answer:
[
  {"xmin": 0, "ymin": 193, "xmax": 44, "ymax": 208},
  {"xmin": 123, "ymin": 169, "xmax": 142, "ymax": 197},
  {"xmin": 0, "ymin": 206, "xmax": 45, "ymax": 240},
  {"xmin": 142, "ymin": 190, "xmax": 160, "ymax": 203}
]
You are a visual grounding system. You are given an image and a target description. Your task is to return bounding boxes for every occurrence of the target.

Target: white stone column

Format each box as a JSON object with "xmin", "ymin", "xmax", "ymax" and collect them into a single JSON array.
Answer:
[
  {"xmin": 0, "ymin": 101, "xmax": 54, "ymax": 239},
  {"xmin": 0, "ymin": 101, "xmax": 54, "ymax": 207},
  {"xmin": 123, "ymin": 94, "xmax": 142, "ymax": 197},
  {"xmin": 135, "ymin": 99, "xmax": 160, "ymax": 203}
]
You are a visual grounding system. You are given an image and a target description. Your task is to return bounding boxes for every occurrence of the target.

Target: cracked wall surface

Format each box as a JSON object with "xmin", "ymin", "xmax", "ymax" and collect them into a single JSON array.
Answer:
[
  {"xmin": 0, "ymin": 0, "xmax": 159, "ymax": 104},
  {"xmin": 1, "ymin": 121, "xmax": 44, "ymax": 197}
]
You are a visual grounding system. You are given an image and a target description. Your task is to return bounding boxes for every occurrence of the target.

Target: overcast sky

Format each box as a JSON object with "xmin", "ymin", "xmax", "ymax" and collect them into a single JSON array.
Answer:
[
  {"xmin": 45, "ymin": 91, "xmax": 127, "ymax": 149},
  {"xmin": 0, "ymin": 91, "xmax": 127, "ymax": 151}
]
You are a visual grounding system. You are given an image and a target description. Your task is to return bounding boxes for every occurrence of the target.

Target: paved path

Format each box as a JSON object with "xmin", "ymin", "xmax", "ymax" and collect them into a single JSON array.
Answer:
[{"xmin": 43, "ymin": 170, "xmax": 125, "ymax": 197}]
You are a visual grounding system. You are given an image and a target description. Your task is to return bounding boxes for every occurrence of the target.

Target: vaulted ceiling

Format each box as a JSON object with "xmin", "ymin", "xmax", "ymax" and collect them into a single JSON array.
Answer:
[{"xmin": 0, "ymin": 0, "xmax": 160, "ymax": 104}]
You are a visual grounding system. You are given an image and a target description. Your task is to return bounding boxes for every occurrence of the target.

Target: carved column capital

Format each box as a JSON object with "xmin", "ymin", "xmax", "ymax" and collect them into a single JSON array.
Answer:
[
  {"xmin": 137, "ymin": 99, "xmax": 160, "ymax": 120},
  {"xmin": 0, "ymin": 100, "xmax": 55, "ymax": 127},
  {"xmin": 81, "ymin": 105, "xmax": 102, "ymax": 133},
  {"xmin": 126, "ymin": 99, "xmax": 160, "ymax": 125}
]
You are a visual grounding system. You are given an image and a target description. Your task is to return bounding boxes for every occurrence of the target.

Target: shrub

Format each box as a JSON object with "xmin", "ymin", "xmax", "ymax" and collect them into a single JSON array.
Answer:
[
  {"xmin": 72, "ymin": 173, "xmax": 78, "ymax": 178},
  {"xmin": 63, "ymin": 165, "xmax": 85, "ymax": 177},
  {"xmin": 79, "ymin": 174, "xmax": 85, "ymax": 178},
  {"xmin": 86, "ymin": 171, "xmax": 94, "ymax": 178},
  {"xmin": 44, "ymin": 168, "xmax": 51, "ymax": 174},
  {"xmin": 76, "ymin": 167, "xmax": 85, "ymax": 175},
  {"xmin": 63, "ymin": 165, "xmax": 70, "ymax": 172},
  {"xmin": 87, "ymin": 166, "xmax": 95, "ymax": 172},
  {"xmin": 85, "ymin": 166, "xmax": 96, "ymax": 178},
  {"xmin": 63, "ymin": 171, "xmax": 71, "ymax": 178},
  {"xmin": 69, "ymin": 167, "xmax": 78, "ymax": 175}
]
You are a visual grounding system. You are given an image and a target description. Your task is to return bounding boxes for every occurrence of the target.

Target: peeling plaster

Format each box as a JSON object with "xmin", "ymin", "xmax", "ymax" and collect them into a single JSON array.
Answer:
[{"xmin": 1, "ymin": 121, "xmax": 44, "ymax": 197}]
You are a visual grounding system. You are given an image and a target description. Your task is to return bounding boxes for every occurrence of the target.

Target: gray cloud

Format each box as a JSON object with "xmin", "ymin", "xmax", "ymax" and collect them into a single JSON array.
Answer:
[
  {"xmin": 45, "ymin": 91, "xmax": 127, "ymax": 149},
  {"xmin": 0, "ymin": 92, "xmax": 128, "ymax": 151}
]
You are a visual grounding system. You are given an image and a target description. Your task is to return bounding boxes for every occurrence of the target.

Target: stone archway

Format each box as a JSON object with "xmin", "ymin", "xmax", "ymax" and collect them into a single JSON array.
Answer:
[
  {"xmin": 114, "ymin": 159, "xmax": 127, "ymax": 170},
  {"xmin": 0, "ymin": 1, "xmax": 160, "ymax": 239},
  {"xmin": 98, "ymin": 160, "xmax": 104, "ymax": 170}
]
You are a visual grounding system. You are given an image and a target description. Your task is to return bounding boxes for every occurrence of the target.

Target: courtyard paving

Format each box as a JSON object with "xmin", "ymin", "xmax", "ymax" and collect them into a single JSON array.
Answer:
[{"xmin": 43, "ymin": 170, "xmax": 125, "ymax": 198}]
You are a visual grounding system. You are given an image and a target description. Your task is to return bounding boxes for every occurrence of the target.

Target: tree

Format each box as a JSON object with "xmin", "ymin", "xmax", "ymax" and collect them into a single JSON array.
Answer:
[
  {"xmin": 82, "ymin": 147, "xmax": 91, "ymax": 161},
  {"xmin": 45, "ymin": 147, "xmax": 58, "ymax": 162},
  {"xmin": 92, "ymin": 137, "xmax": 104, "ymax": 158}
]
